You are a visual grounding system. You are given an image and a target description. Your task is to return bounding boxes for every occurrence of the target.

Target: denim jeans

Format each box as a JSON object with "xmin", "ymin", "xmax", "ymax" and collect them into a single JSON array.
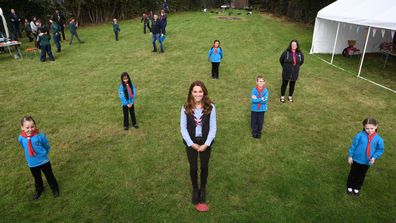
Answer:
[{"xmin": 152, "ymin": 33, "xmax": 163, "ymax": 52}]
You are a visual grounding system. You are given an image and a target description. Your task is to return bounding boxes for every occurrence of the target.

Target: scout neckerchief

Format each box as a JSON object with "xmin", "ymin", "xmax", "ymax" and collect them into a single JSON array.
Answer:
[
  {"xmin": 126, "ymin": 83, "xmax": 134, "ymax": 99},
  {"xmin": 366, "ymin": 132, "xmax": 377, "ymax": 159},
  {"xmin": 194, "ymin": 111, "xmax": 204, "ymax": 127},
  {"xmin": 213, "ymin": 46, "xmax": 218, "ymax": 55},
  {"xmin": 20, "ymin": 129, "xmax": 39, "ymax": 157},
  {"xmin": 255, "ymin": 86, "xmax": 266, "ymax": 110},
  {"xmin": 291, "ymin": 49, "xmax": 296, "ymax": 65}
]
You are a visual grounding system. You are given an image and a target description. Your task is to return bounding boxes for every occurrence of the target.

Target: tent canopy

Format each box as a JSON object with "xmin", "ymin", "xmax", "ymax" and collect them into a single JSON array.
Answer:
[{"xmin": 310, "ymin": 0, "xmax": 396, "ymax": 54}]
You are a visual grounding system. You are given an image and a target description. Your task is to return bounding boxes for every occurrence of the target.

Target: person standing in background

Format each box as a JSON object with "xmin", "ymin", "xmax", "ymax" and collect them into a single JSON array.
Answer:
[{"xmin": 10, "ymin": 9, "xmax": 21, "ymax": 40}]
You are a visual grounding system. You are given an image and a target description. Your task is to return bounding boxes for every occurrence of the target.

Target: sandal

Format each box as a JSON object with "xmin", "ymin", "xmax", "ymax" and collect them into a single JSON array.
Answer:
[
  {"xmin": 288, "ymin": 96, "xmax": 293, "ymax": 102},
  {"xmin": 280, "ymin": 96, "xmax": 285, "ymax": 103}
]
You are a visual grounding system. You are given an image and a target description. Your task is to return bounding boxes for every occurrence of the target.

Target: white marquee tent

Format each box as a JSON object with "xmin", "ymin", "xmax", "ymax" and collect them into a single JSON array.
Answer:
[{"xmin": 310, "ymin": 0, "xmax": 396, "ymax": 92}]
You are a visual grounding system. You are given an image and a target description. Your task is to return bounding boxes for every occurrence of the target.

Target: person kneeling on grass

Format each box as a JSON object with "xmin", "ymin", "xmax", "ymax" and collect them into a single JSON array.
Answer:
[{"xmin": 38, "ymin": 27, "xmax": 55, "ymax": 62}]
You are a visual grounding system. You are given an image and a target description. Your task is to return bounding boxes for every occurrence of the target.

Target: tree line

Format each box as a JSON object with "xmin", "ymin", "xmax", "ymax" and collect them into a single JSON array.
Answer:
[
  {"xmin": 250, "ymin": 0, "xmax": 335, "ymax": 24},
  {"xmin": 0, "ymin": 0, "xmax": 334, "ymax": 25}
]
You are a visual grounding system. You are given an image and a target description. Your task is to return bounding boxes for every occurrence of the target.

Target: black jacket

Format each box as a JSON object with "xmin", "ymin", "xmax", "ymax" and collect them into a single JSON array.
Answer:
[
  {"xmin": 279, "ymin": 50, "xmax": 304, "ymax": 81},
  {"xmin": 151, "ymin": 19, "xmax": 163, "ymax": 34},
  {"xmin": 52, "ymin": 13, "xmax": 66, "ymax": 26}
]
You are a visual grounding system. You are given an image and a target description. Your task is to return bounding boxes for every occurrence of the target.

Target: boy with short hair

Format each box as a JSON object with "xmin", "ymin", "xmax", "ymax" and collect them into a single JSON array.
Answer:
[
  {"xmin": 69, "ymin": 18, "xmax": 81, "ymax": 45},
  {"xmin": 112, "ymin": 18, "xmax": 120, "ymax": 41},
  {"xmin": 251, "ymin": 75, "xmax": 269, "ymax": 138}
]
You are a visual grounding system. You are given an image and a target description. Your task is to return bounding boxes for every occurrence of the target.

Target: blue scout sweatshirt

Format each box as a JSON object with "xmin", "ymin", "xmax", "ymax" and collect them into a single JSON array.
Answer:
[
  {"xmin": 251, "ymin": 87, "xmax": 269, "ymax": 112},
  {"xmin": 118, "ymin": 83, "xmax": 136, "ymax": 106},
  {"xmin": 208, "ymin": 47, "xmax": 223, "ymax": 63},
  {"xmin": 18, "ymin": 133, "xmax": 50, "ymax": 168},
  {"xmin": 348, "ymin": 131, "xmax": 384, "ymax": 165}
]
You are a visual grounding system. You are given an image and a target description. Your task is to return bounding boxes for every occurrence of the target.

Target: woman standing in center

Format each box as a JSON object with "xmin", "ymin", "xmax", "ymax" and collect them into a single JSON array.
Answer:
[
  {"xmin": 279, "ymin": 39, "xmax": 304, "ymax": 103},
  {"xmin": 180, "ymin": 81, "xmax": 216, "ymax": 211}
]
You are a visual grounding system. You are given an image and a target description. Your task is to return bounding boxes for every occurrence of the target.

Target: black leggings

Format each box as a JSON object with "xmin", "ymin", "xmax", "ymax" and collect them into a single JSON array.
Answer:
[
  {"xmin": 347, "ymin": 162, "xmax": 370, "ymax": 190},
  {"xmin": 122, "ymin": 105, "xmax": 137, "ymax": 127},
  {"xmin": 281, "ymin": 80, "xmax": 296, "ymax": 97},
  {"xmin": 211, "ymin": 62, "xmax": 220, "ymax": 79},
  {"xmin": 30, "ymin": 162, "xmax": 59, "ymax": 192},
  {"xmin": 185, "ymin": 144, "xmax": 211, "ymax": 188}
]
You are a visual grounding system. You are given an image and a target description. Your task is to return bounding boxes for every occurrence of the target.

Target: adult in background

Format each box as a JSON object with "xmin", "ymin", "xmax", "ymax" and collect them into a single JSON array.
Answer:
[
  {"xmin": 151, "ymin": 14, "xmax": 164, "ymax": 53},
  {"xmin": 279, "ymin": 39, "xmax": 304, "ymax": 103},
  {"xmin": 162, "ymin": 0, "xmax": 169, "ymax": 13},
  {"xmin": 49, "ymin": 19, "xmax": 61, "ymax": 52},
  {"xmin": 24, "ymin": 18, "xmax": 33, "ymax": 42},
  {"xmin": 52, "ymin": 10, "xmax": 67, "ymax": 40},
  {"xmin": 30, "ymin": 17, "xmax": 39, "ymax": 47},
  {"xmin": 141, "ymin": 13, "xmax": 150, "ymax": 34},
  {"xmin": 160, "ymin": 10, "xmax": 167, "ymax": 35},
  {"xmin": 180, "ymin": 80, "xmax": 216, "ymax": 212},
  {"xmin": 10, "ymin": 9, "xmax": 21, "ymax": 40}
]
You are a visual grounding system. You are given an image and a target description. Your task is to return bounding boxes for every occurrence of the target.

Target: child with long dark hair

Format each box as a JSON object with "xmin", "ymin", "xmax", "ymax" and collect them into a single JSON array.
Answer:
[
  {"xmin": 346, "ymin": 117, "xmax": 384, "ymax": 196},
  {"xmin": 118, "ymin": 72, "xmax": 138, "ymax": 130},
  {"xmin": 18, "ymin": 116, "xmax": 59, "ymax": 200},
  {"xmin": 180, "ymin": 80, "xmax": 216, "ymax": 211},
  {"xmin": 207, "ymin": 40, "xmax": 223, "ymax": 79}
]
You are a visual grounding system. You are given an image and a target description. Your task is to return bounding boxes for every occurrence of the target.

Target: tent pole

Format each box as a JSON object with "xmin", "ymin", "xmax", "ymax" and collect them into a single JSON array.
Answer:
[
  {"xmin": 358, "ymin": 26, "xmax": 371, "ymax": 77},
  {"xmin": 330, "ymin": 22, "xmax": 340, "ymax": 64},
  {"xmin": 0, "ymin": 8, "xmax": 10, "ymax": 39}
]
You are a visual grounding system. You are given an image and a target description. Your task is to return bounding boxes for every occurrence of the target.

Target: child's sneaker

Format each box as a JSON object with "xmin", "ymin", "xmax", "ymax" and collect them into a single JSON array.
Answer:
[
  {"xmin": 353, "ymin": 189, "xmax": 360, "ymax": 196},
  {"xmin": 346, "ymin": 188, "xmax": 353, "ymax": 195}
]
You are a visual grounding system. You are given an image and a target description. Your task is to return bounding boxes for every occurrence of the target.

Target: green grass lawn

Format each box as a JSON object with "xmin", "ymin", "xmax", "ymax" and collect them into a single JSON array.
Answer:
[{"xmin": 1, "ymin": 11, "xmax": 395, "ymax": 222}]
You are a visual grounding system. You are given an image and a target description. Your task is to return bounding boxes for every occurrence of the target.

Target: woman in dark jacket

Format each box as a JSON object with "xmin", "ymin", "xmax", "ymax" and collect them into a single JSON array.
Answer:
[{"xmin": 279, "ymin": 39, "xmax": 304, "ymax": 103}]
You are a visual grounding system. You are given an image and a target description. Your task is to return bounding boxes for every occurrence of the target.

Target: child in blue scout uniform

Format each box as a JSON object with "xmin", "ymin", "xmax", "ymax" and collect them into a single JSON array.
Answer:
[
  {"xmin": 207, "ymin": 40, "xmax": 223, "ymax": 79},
  {"xmin": 18, "ymin": 116, "xmax": 59, "ymax": 200},
  {"xmin": 251, "ymin": 75, "xmax": 269, "ymax": 139},
  {"xmin": 118, "ymin": 72, "xmax": 139, "ymax": 130},
  {"xmin": 180, "ymin": 80, "xmax": 216, "ymax": 212},
  {"xmin": 346, "ymin": 117, "xmax": 384, "ymax": 196},
  {"xmin": 50, "ymin": 19, "xmax": 61, "ymax": 52},
  {"xmin": 112, "ymin": 18, "xmax": 120, "ymax": 41},
  {"xmin": 37, "ymin": 27, "xmax": 55, "ymax": 62}
]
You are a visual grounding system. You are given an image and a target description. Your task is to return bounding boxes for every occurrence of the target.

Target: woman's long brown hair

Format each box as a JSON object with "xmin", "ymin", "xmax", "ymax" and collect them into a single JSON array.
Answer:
[{"xmin": 184, "ymin": 80, "xmax": 212, "ymax": 115}]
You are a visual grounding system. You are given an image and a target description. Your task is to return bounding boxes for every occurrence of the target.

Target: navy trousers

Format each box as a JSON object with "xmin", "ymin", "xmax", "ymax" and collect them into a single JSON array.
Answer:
[
  {"xmin": 251, "ymin": 111, "xmax": 265, "ymax": 136},
  {"xmin": 40, "ymin": 45, "xmax": 55, "ymax": 61}
]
